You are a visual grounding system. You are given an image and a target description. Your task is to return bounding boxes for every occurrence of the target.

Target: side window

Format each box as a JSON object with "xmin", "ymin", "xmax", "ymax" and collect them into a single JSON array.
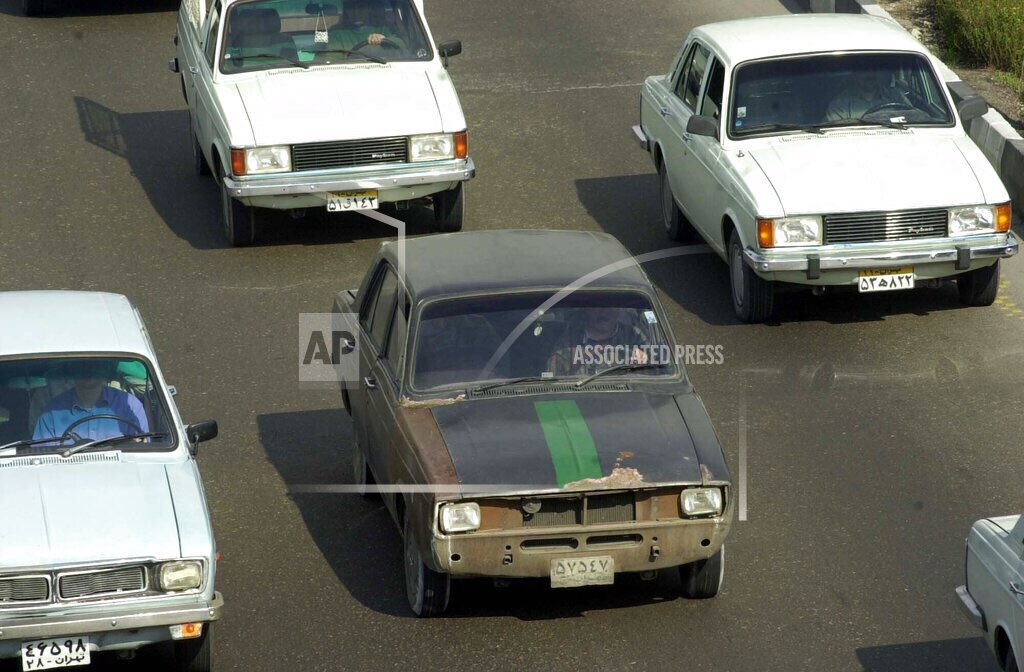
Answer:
[
  {"xmin": 700, "ymin": 59, "xmax": 726, "ymax": 119},
  {"xmin": 383, "ymin": 294, "xmax": 410, "ymax": 379},
  {"xmin": 358, "ymin": 264, "xmax": 386, "ymax": 327},
  {"xmin": 673, "ymin": 44, "xmax": 696, "ymax": 100},
  {"xmin": 368, "ymin": 268, "xmax": 399, "ymax": 349},
  {"xmin": 683, "ymin": 44, "xmax": 710, "ymax": 110},
  {"xmin": 203, "ymin": 2, "xmax": 221, "ymax": 68}
]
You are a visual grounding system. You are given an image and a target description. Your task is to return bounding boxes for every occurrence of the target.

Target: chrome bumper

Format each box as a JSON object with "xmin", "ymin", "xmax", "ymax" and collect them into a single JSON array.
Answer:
[
  {"xmin": 224, "ymin": 159, "xmax": 475, "ymax": 198},
  {"xmin": 631, "ymin": 124, "xmax": 650, "ymax": 151},
  {"xmin": 955, "ymin": 585, "xmax": 986, "ymax": 631},
  {"xmin": 0, "ymin": 593, "xmax": 223, "ymax": 641},
  {"xmin": 744, "ymin": 233, "xmax": 1018, "ymax": 276}
]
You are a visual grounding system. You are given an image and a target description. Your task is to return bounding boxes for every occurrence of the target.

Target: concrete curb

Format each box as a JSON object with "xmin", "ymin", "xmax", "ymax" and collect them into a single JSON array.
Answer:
[{"xmin": 795, "ymin": 0, "xmax": 1024, "ymax": 213}]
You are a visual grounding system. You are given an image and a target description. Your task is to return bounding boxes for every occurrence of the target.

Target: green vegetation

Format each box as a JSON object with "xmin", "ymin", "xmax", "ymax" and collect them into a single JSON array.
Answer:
[{"xmin": 935, "ymin": 0, "xmax": 1024, "ymax": 74}]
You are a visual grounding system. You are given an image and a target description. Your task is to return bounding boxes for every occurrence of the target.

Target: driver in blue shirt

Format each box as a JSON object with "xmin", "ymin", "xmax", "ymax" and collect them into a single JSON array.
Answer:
[{"xmin": 33, "ymin": 360, "xmax": 149, "ymax": 442}]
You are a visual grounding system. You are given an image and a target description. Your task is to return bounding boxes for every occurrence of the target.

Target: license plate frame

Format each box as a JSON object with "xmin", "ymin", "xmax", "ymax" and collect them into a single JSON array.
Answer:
[
  {"xmin": 550, "ymin": 556, "xmax": 615, "ymax": 588},
  {"xmin": 857, "ymin": 266, "xmax": 915, "ymax": 293},
  {"xmin": 326, "ymin": 189, "xmax": 379, "ymax": 212},
  {"xmin": 21, "ymin": 637, "xmax": 90, "ymax": 670}
]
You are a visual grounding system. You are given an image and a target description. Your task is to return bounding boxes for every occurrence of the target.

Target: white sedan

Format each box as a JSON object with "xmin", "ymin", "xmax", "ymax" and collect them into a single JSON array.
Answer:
[{"xmin": 634, "ymin": 14, "xmax": 1018, "ymax": 322}]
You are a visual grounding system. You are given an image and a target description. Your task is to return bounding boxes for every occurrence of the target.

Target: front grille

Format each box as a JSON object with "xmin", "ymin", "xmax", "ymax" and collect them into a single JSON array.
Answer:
[
  {"xmin": 586, "ymin": 492, "xmax": 636, "ymax": 524},
  {"xmin": 0, "ymin": 576, "xmax": 49, "ymax": 603},
  {"xmin": 58, "ymin": 566, "xmax": 145, "ymax": 600},
  {"xmin": 291, "ymin": 136, "xmax": 408, "ymax": 172},
  {"xmin": 521, "ymin": 492, "xmax": 638, "ymax": 527},
  {"xmin": 524, "ymin": 498, "xmax": 581, "ymax": 527},
  {"xmin": 824, "ymin": 208, "xmax": 948, "ymax": 244}
]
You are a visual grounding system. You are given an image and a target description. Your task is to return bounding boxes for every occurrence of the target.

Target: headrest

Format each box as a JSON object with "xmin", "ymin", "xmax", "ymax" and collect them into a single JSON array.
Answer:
[{"xmin": 231, "ymin": 7, "xmax": 282, "ymax": 36}]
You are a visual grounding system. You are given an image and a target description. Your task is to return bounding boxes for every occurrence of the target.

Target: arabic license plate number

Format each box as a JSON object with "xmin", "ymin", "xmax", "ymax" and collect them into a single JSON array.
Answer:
[
  {"xmin": 21, "ymin": 637, "xmax": 90, "ymax": 670},
  {"xmin": 550, "ymin": 556, "xmax": 614, "ymax": 588},
  {"xmin": 327, "ymin": 190, "xmax": 378, "ymax": 212},
  {"xmin": 857, "ymin": 267, "xmax": 914, "ymax": 293}
]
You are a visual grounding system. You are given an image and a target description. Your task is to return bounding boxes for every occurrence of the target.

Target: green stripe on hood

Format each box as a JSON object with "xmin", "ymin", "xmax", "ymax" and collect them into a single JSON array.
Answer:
[{"xmin": 534, "ymin": 400, "xmax": 603, "ymax": 487}]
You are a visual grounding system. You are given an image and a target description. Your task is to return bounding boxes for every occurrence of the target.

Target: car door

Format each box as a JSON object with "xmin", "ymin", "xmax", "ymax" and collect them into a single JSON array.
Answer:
[
  {"xmin": 192, "ymin": 0, "xmax": 223, "ymax": 162},
  {"xmin": 368, "ymin": 290, "xmax": 410, "ymax": 513},
  {"xmin": 681, "ymin": 55, "xmax": 728, "ymax": 246},
  {"xmin": 349, "ymin": 263, "xmax": 394, "ymax": 468},
  {"xmin": 661, "ymin": 41, "xmax": 712, "ymax": 230}
]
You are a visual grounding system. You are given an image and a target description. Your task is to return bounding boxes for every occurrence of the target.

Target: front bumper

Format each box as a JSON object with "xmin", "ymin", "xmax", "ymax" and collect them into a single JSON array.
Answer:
[
  {"xmin": 223, "ymin": 158, "xmax": 475, "ymax": 199},
  {"xmin": 744, "ymin": 232, "xmax": 1018, "ymax": 280},
  {"xmin": 0, "ymin": 592, "xmax": 223, "ymax": 643},
  {"xmin": 955, "ymin": 585, "xmax": 986, "ymax": 631}
]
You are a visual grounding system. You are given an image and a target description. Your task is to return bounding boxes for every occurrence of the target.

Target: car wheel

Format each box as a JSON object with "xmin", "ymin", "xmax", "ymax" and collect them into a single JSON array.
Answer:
[
  {"xmin": 22, "ymin": 0, "xmax": 45, "ymax": 15},
  {"xmin": 957, "ymin": 261, "xmax": 1000, "ymax": 307},
  {"xmin": 679, "ymin": 546, "xmax": 724, "ymax": 599},
  {"xmin": 174, "ymin": 624, "xmax": 212, "ymax": 672},
  {"xmin": 433, "ymin": 183, "xmax": 464, "ymax": 232},
  {"xmin": 659, "ymin": 161, "xmax": 692, "ymax": 241},
  {"xmin": 220, "ymin": 172, "xmax": 255, "ymax": 247},
  {"xmin": 191, "ymin": 122, "xmax": 211, "ymax": 177},
  {"xmin": 1008, "ymin": 648, "xmax": 1019, "ymax": 672},
  {"xmin": 403, "ymin": 509, "xmax": 450, "ymax": 616},
  {"xmin": 728, "ymin": 229, "xmax": 774, "ymax": 323},
  {"xmin": 352, "ymin": 434, "xmax": 375, "ymax": 498}
]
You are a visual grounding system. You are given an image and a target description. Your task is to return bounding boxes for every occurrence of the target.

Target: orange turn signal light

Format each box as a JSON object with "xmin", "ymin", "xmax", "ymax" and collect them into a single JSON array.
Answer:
[
  {"xmin": 230, "ymin": 148, "xmax": 246, "ymax": 177},
  {"xmin": 996, "ymin": 202, "xmax": 1012, "ymax": 233},
  {"xmin": 454, "ymin": 131, "xmax": 468, "ymax": 159},
  {"xmin": 170, "ymin": 623, "xmax": 204, "ymax": 640},
  {"xmin": 756, "ymin": 219, "xmax": 774, "ymax": 248}
]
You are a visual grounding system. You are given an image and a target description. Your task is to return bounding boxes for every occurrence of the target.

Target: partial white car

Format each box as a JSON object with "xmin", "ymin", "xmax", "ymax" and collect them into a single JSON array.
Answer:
[
  {"xmin": 0, "ymin": 292, "xmax": 222, "ymax": 672},
  {"xmin": 634, "ymin": 14, "xmax": 1018, "ymax": 322},
  {"xmin": 958, "ymin": 515, "xmax": 1024, "ymax": 672},
  {"xmin": 171, "ymin": 0, "xmax": 474, "ymax": 246}
]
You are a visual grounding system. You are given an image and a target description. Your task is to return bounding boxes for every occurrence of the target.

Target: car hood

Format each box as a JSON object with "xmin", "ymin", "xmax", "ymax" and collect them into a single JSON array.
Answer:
[
  {"xmin": 0, "ymin": 460, "xmax": 180, "ymax": 569},
  {"xmin": 748, "ymin": 133, "xmax": 986, "ymax": 215},
  {"xmin": 430, "ymin": 393, "xmax": 702, "ymax": 491},
  {"xmin": 235, "ymin": 67, "xmax": 443, "ymax": 145}
]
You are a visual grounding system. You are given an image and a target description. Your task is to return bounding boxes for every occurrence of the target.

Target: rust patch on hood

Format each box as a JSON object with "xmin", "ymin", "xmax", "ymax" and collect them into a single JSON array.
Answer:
[
  {"xmin": 700, "ymin": 464, "xmax": 714, "ymax": 484},
  {"xmin": 400, "ymin": 394, "xmax": 466, "ymax": 408},
  {"xmin": 562, "ymin": 466, "xmax": 645, "ymax": 491}
]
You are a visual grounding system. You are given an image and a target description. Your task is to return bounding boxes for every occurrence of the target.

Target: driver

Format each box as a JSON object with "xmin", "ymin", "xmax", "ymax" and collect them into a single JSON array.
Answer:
[
  {"xmin": 328, "ymin": 0, "xmax": 406, "ymax": 51},
  {"xmin": 825, "ymin": 70, "xmax": 910, "ymax": 122},
  {"xmin": 547, "ymin": 307, "xmax": 649, "ymax": 376},
  {"xmin": 33, "ymin": 360, "xmax": 149, "ymax": 443}
]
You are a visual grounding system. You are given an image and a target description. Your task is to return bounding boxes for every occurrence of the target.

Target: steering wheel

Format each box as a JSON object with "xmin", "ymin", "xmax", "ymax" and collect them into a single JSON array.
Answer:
[
  {"xmin": 60, "ymin": 414, "xmax": 143, "ymax": 443},
  {"xmin": 862, "ymin": 101, "xmax": 908, "ymax": 116},
  {"xmin": 351, "ymin": 38, "xmax": 400, "ymax": 51}
]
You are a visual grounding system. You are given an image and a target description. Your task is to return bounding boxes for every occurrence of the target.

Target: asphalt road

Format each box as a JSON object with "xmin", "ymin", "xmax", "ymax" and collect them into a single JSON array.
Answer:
[{"xmin": 0, "ymin": 0, "xmax": 1021, "ymax": 670}]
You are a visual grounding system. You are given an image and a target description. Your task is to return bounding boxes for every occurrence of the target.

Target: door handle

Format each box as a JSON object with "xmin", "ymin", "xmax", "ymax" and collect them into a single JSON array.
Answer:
[
  {"xmin": 682, "ymin": 133, "xmax": 693, "ymax": 143},
  {"xmin": 659, "ymin": 107, "xmax": 670, "ymax": 117},
  {"xmin": 1010, "ymin": 582, "xmax": 1024, "ymax": 596},
  {"xmin": 189, "ymin": 65, "xmax": 199, "ymax": 74},
  {"xmin": 364, "ymin": 376, "xmax": 377, "ymax": 389}
]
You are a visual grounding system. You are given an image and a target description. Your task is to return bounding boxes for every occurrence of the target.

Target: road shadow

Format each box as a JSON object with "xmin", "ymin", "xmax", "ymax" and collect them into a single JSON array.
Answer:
[
  {"xmin": 575, "ymin": 174, "xmax": 977, "ymax": 327},
  {"xmin": 73, "ymin": 96, "xmax": 437, "ymax": 249},
  {"xmin": 0, "ymin": 0, "xmax": 177, "ymax": 17},
  {"xmin": 257, "ymin": 408, "xmax": 701, "ymax": 620},
  {"xmin": 856, "ymin": 637, "xmax": 1000, "ymax": 672}
]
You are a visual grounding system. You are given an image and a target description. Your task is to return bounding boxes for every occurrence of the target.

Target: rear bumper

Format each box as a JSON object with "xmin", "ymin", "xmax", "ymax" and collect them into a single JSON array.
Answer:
[{"xmin": 955, "ymin": 585, "xmax": 986, "ymax": 631}]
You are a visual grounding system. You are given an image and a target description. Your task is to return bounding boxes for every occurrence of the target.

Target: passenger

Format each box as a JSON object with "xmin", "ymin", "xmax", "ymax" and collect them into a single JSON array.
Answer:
[
  {"xmin": 547, "ymin": 308, "xmax": 649, "ymax": 376},
  {"xmin": 329, "ymin": 0, "xmax": 406, "ymax": 51},
  {"xmin": 33, "ymin": 361, "xmax": 149, "ymax": 442},
  {"xmin": 825, "ymin": 70, "xmax": 910, "ymax": 121}
]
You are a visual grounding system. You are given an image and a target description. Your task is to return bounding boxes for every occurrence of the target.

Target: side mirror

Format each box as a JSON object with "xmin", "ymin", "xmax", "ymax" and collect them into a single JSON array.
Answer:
[
  {"xmin": 185, "ymin": 420, "xmax": 218, "ymax": 456},
  {"xmin": 438, "ymin": 40, "xmax": 462, "ymax": 67},
  {"xmin": 957, "ymin": 96, "xmax": 988, "ymax": 126},
  {"xmin": 168, "ymin": 57, "xmax": 180, "ymax": 74},
  {"xmin": 686, "ymin": 114, "xmax": 719, "ymax": 140}
]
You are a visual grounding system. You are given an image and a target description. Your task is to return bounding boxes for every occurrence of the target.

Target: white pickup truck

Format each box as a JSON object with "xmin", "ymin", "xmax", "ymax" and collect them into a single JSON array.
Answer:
[
  {"xmin": 170, "ymin": 0, "xmax": 474, "ymax": 246},
  {"xmin": 958, "ymin": 514, "xmax": 1024, "ymax": 672}
]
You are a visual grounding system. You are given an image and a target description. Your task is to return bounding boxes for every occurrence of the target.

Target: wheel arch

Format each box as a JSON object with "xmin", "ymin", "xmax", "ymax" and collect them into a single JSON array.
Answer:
[{"xmin": 995, "ymin": 625, "xmax": 1014, "ymax": 668}]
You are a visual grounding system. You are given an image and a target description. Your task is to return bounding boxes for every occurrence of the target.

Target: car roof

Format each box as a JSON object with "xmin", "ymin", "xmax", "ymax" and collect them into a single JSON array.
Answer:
[
  {"xmin": 694, "ymin": 14, "xmax": 927, "ymax": 68},
  {"xmin": 0, "ymin": 291, "xmax": 153, "ymax": 359},
  {"xmin": 380, "ymin": 230, "xmax": 654, "ymax": 304}
]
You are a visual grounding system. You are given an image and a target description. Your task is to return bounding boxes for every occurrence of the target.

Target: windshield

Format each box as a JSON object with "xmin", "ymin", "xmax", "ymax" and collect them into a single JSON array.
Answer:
[
  {"xmin": 220, "ymin": 0, "xmax": 431, "ymax": 73},
  {"xmin": 0, "ymin": 356, "xmax": 175, "ymax": 455},
  {"xmin": 411, "ymin": 291, "xmax": 677, "ymax": 391},
  {"xmin": 730, "ymin": 52, "xmax": 953, "ymax": 137}
]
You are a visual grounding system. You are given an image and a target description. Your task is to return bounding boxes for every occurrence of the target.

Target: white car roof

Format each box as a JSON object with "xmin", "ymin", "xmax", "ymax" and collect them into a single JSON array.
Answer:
[
  {"xmin": 694, "ymin": 14, "xmax": 927, "ymax": 68},
  {"xmin": 0, "ymin": 291, "xmax": 153, "ymax": 359}
]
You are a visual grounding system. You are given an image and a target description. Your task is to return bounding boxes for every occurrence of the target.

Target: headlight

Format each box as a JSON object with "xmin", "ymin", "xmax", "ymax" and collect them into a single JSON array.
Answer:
[
  {"xmin": 439, "ymin": 502, "xmax": 481, "ymax": 533},
  {"xmin": 681, "ymin": 488, "xmax": 723, "ymax": 517},
  {"xmin": 949, "ymin": 204, "xmax": 1012, "ymax": 235},
  {"xmin": 757, "ymin": 216, "xmax": 822, "ymax": 248},
  {"xmin": 410, "ymin": 133, "xmax": 455, "ymax": 162},
  {"xmin": 159, "ymin": 560, "xmax": 203, "ymax": 591},
  {"xmin": 230, "ymin": 146, "xmax": 291, "ymax": 176}
]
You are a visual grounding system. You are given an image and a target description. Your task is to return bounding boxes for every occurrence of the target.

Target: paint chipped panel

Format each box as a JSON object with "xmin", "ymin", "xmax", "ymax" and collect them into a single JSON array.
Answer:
[
  {"xmin": 400, "ymin": 394, "xmax": 466, "ymax": 408},
  {"xmin": 562, "ymin": 466, "xmax": 646, "ymax": 491}
]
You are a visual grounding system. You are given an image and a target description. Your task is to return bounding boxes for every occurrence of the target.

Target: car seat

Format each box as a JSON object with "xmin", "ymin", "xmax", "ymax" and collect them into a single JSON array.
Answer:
[{"xmin": 229, "ymin": 8, "xmax": 293, "ymax": 54}]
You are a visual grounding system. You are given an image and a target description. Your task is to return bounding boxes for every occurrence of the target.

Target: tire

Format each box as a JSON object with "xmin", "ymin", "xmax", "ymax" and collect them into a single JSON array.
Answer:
[
  {"xmin": 403, "ymin": 510, "xmax": 450, "ymax": 616},
  {"xmin": 174, "ymin": 624, "xmax": 212, "ymax": 672},
  {"xmin": 22, "ymin": 0, "xmax": 44, "ymax": 15},
  {"xmin": 679, "ymin": 546, "xmax": 724, "ymax": 599},
  {"xmin": 192, "ymin": 122, "xmax": 211, "ymax": 177},
  {"xmin": 220, "ymin": 171, "xmax": 255, "ymax": 247},
  {"xmin": 433, "ymin": 183, "xmax": 464, "ymax": 232},
  {"xmin": 1008, "ymin": 648, "xmax": 1019, "ymax": 672},
  {"xmin": 957, "ymin": 260, "xmax": 1000, "ymax": 307},
  {"xmin": 728, "ymin": 229, "xmax": 774, "ymax": 323},
  {"xmin": 659, "ymin": 160, "xmax": 692, "ymax": 241},
  {"xmin": 352, "ymin": 434, "xmax": 375, "ymax": 498}
]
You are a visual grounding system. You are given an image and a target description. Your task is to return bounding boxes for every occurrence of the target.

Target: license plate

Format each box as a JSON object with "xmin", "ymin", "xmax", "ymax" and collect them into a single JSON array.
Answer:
[
  {"xmin": 857, "ymin": 266, "xmax": 914, "ymax": 293},
  {"xmin": 327, "ymin": 190, "xmax": 378, "ymax": 212},
  {"xmin": 550, "ymin": 556, "xmax": 614, "ymax": 588},
  {"xmin": 21, "ymin": 637, "xmax": 90, "ymax": 670}
]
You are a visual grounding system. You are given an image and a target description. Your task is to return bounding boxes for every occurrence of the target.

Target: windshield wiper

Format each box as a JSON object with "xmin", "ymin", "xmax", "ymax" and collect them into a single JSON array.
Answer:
[
  {"xmin": 0, "ymin": 436, "xmax": 73, "ymax": 457},
  {"xmin": 309, "ymin": 48, "xmax": 386, "ymax": 65},
  {"xmin": 739, "ymin": 122, "xmax": 825, "ymax": 135},
  {"xmin": 473, "ymin": 376, "xmax": 564, "ymax": 393},
  {"xmin": 575, "ymin": 363, "xmax": 670, "ymax": 387},
  {"xmin": 229, "ymin": 53, "xmax": 311, "ymax": 69},
  {"xmin": 61, "ymin": 433, "xmax": 168, "ymax": 458},
  {"xmin": 815, "ymin": 117, "xmax": 907, "ymax": 131}
]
